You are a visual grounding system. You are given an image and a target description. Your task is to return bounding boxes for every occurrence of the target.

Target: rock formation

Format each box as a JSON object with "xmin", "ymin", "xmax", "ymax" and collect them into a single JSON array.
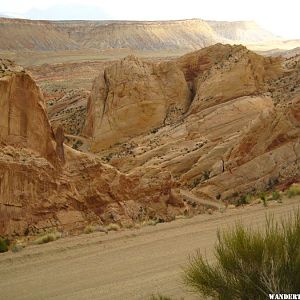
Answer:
[
  {"xmin": 85, "ymin": 44, "xmax": 299, "ymax": 205},
  {"xmin": 196, "ymin": 96, "xmax": 300, "ymax": 200},
  {"xmin": 0, "ymin": 61, "xmax": 188, "ymax": 237},
  {"xmin": 1, "ymin": 44, "xmax": 299, "ymax": 238},
  {"xmin": 84, "ymin": 56, "xmax": 191, "ymax": 150},
  {"xmin": 0, "ymin": 59, "xmax": 59, "ymax": 165}
]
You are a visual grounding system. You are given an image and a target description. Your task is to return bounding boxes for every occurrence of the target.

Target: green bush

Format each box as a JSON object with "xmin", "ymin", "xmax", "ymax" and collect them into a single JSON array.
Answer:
[
  {"xmin": 33, "ymin": 231, "xmax": 61, "ymax": 245},
  {"xmin": 203, "ymin": 170, "xmax": 210, "ymax": 180},
  {"xmin": 260, "ymin": 192, "xmax": 268, "ymax": 207},
  {"xmin": 0, "ymin": 238, "xmax": 8, "ymax": 253},
  {"xmin": 286, "ymin": 185, "xmax": 300, "ymax": 198},
  {"xmin": 84, "ymin": 225, "xmax": 95, "ymax": 234},
  {"xmin": 272, "ymin": 190, "xmax": 281, "ymax": 201},
  {"xmin": 236, "ymin": 194, "xmax": 251, "ymax": 206},
  {"xmin": 106, "ymin": 223, "xmax": 120, "ymax": 231},
  {"xmin": 183, "ymin": 211, "xmax": 300, "ymax": 299}
]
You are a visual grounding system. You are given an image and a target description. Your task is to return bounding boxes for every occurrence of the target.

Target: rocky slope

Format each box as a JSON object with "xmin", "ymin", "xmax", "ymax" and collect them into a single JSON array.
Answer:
[
  {"xmin": 84, "ymin": 56, "xmax": 191, "ymax": 150},
  {"xmin": 0, "ymin": 18, "xmax": 78, "ymax": 51},
  {"xmin": 84, "ymin": 44, "xmax": 300, "ymax": 203},
  {"xmin": 28, "ymin": 60, "xmax": 115, "ymax": 148},
  {"xmin": 0, "ymin": 18, "xmax": 278, "ymax": 51},
  {"xmin": 0, "ymin": 61, "xmax": 189, "ymax": 237},
  {"xmin": 1, "ymin": 44, "xmax": 299, "ymax": 238}
]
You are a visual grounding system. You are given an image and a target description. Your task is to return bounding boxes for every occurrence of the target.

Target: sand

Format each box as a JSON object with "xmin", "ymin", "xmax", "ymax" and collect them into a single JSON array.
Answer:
[{"xmin": 0, "ymin": 198, "xmax": 299, "ymax": 300}]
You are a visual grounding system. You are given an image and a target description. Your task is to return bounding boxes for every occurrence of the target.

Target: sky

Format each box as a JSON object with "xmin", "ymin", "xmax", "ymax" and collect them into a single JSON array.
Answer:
[{"xmin": 1, "ymin": 0, "xmax": 299, "ymax": 39}]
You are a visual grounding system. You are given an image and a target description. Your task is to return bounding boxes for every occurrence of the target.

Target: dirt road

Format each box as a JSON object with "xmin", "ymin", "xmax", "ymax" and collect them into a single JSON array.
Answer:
[{"xmin": 1, "ymin": 198, "xmax": 299, "ymax": 300}]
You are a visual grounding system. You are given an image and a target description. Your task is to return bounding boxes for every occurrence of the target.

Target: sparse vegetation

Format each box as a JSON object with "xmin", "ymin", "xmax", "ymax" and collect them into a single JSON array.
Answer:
[
  {"xmin": 11, "ymin": 243, "xmax": 25, "ymax": 253},
  {"xmin": 191, "ymin": 177, "xmax": 201, "ymax": 188},
  {"xmin": 183, "ymin": 211, "xmax": 300, "ymax": 299},
  {"xmin": 106, "ymin": 223, "xmax": 121, "ymax": 231},
  {"xmin": 150, "ymin": 127, "xmax": 159, "ymax": 134},
  {"xmin": 84, "ymin": 225, "xmax": 95, "ymax": 234},
  {"xmin": 203, "ymin": 170, "xmax": 210, "ymax": 180},
  {"xmin": 142, "ymin": 219, "xmax": 159, "ymax": 227},
  {"xmin": 236, "ymin": 194, "xmax": 251, "ymax": 206},
  {"xmin": 215, "ymin": 193, "xmax": 221, "ymax": 200},
  {"xmin": 260, "ymin": 192, "xmax": 268, "ymax": 207},
  {"xmin": 0, "ymin": 238, "xmax": 9, "ymax": 253},
  {"xmin": 286, "ymin": 184, "xmax": 300, "ymax": 198},
  {"xmin": 33, "ymin": 231, "xmax": 62, "ymax": 245},
  {"xmin": 271, "ymin": 190, "xmax": 281, "ymax": 201},
  {"xmin": 104, "ymin": 152, "xmax": 114, "ymax": 162},
  {"xmin": 267, "ymin": 177, "xmax": 279, "ymax": 190},
  {"xmin": 150, "ymin": 294, "xmax": 173, "ymax": 300},
  {"xmin": 175, "ymin": 215, "xmax": 189, "ymax": 220}
]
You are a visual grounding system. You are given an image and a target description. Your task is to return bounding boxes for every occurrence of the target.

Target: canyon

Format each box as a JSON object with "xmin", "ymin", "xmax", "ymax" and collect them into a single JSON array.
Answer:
[
  {"xmin": 0, "ymin": 15, "xmax": 300, "ymax": 299},
  {"xmin": 0, "ymin": 41, "xmax": 299, "ymax": 238}
]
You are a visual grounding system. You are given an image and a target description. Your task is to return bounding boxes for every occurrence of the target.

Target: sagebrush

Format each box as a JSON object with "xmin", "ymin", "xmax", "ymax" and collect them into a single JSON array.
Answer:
[{"xmin": 184, "ymin": 211, "xmax": 300, "ymax": 299}]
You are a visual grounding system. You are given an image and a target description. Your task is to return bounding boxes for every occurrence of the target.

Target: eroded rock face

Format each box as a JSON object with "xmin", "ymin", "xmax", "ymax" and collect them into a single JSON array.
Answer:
[
  {"xmin": 0, "ymin": 62, "xmax": 187, "ymax": 237},
  {"xmin": 88, "ymin": 46, "xmax": 299, "ymax": 204},
  {"xmin": 0, "ymin": 59, "xmax": 58, "ymax": 165},
  {"xmin": 178, "ymin": 44, "xmax": 282, "ymax": 113},
  {"xmin": 1, "ymin": 44, "xmax": 299, "ymax": 236},
  {"xmin": 0, "ymin": 145, "xmax": 185, "ymax": 236},
  {"xmin": 195, "ymin": 96, "xmax": 300, "ymax": 200},
  {"xmin": 84, "ymin": 55, "xmax": 191, "ymax": 151}
]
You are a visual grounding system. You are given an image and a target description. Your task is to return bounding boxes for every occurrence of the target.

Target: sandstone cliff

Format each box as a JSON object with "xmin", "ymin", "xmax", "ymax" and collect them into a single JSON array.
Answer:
[
  {"xmin": 0, "ymin": 62, "xmax": 188, "ymax": 237},
  {"xmin": 0, "ymin": 59, "xmax": 59, "ymax": 165},
  {"xmin": 84, "ymin": 56, "xmax": 191, "ymax": 150},
  {"xmin": 85, "ymin": 45, "xmax": 299, "ymax": 204},
  {"xmin": 1, "ymin": 44, "xmax": 299, "ymax": 237}
]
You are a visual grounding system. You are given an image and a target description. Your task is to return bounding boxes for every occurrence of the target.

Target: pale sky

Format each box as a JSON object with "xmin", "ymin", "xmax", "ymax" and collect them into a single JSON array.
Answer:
[{"xmin": 1, "ymin": 0, "xmax": 299, "ymax": 39}]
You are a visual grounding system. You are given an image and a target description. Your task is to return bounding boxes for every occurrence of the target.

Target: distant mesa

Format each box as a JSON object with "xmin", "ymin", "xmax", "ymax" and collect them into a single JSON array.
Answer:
[{"xmin": 0, "ymin": 18, "xmax": 278, "ymax": 51}]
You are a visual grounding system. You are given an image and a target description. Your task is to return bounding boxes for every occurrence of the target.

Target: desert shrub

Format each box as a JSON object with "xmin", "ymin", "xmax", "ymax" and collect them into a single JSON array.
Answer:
[
  {"xmin": 267, "ymin": 177, "xmax": 279, "ymax": 190},
  {"xmin": 286, "ymin": 185, "xmax": 300, "ymax": 198},
  {"xmin": 0, "ymin": 238, "xmax": 9, "ymax": 253},
  {"xmin": 183, "ymin": 211, "xmax": 300, "ymax": 299},
  {"xmin": 175, "ymin": 215, "xmax": 189, "ymax": 220},
  {"xmin": 11, "ymin": 243, "xmax": 24, "ymax": 253},
  {"xmin": 260, "ymin": 192, "xmax": 268, "ymax": 207},
  {"xmin": 203, "ymin": 170, "xmax": 210, "ymax": 180},
  {"xmin": 150, "ymin": 127, "xmax": 159, "ymax": 134},
  {"xmin": 106, "ymin": 223, "xmax": 120, "ymax": 231},
  {"xmin": 150, "ymin": 295, "xmax": 172, "ymax": 300},
  {"xmin": 142, "ymin": 219, "xmax": 159, "ymax": 227},
  {"xmin": 191, "ymin": 177, "xmax": 201, "ymax": 188},
  {"xmin": 216, "ymin": 193, "xmax": 221, "ymax": 200},
  {"xmin": 33, "ymin": 231, "xmax": 61, "ymax": 245},
  {"xmin": 84, "ymin": 225, "xmax": 95, "ymax": 234},
  {"xmin": 236, "ymin": 194, "xmax": 251, "ymax": 206},
  {"xmin": 272, "ymin": 190, "xmax": 281, "ymax": 201}
]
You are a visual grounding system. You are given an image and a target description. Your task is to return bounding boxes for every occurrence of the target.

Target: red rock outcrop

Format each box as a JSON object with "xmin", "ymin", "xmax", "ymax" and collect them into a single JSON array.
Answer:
[
  {"xmin": 84, "ymin": 55, "xmax": 191, "ymax": 151},
  {"xmin": 195, "ymin": 96, "xmax": 300, "ymax": 200},
  {"xmin": 0, "ymin": 61, "xmax": 187, "ymax": 237},
  {"xmin": 85, "ymin": 45, "xmax": 299, "ymax": 205},
  {"xmin": 178, "ymin": 44, "xmax": 282, "ymax": 113},
  {"xmin": 0, "ymin": 59, "xmax": 59, "ymax": 165}
]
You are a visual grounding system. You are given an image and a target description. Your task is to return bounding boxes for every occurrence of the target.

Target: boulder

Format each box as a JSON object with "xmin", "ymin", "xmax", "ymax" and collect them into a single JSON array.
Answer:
[{"xmin": 84, "ymin": 55, "xmax": 191, "ymax": 151}]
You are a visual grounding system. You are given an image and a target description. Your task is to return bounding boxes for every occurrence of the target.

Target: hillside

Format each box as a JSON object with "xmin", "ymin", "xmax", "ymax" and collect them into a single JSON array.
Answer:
[
  {"xmin": 0, "ymin": 44, "xmax": 299, "ymax": 239},
  {"xmin": 0, "ymin": 18, "xmax": 278, "ymax": 51},
  {"xmin": 83, "ymin": 44, "xmax": 300, "ymax": 202},
  {"xmin": 0, "ymin": 18, "xmax": 78, "ymax": 50}
]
